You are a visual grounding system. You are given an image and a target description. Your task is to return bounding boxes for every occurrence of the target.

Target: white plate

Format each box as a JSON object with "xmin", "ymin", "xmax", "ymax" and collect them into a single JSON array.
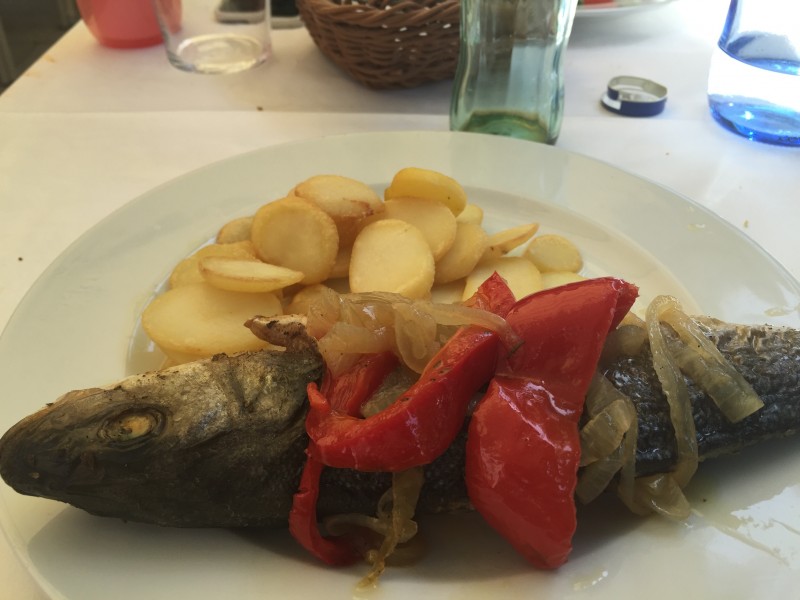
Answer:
[
  {"xmin": 1, "ymin": 131, "xmax": 798, "ymax": 600},
  {"xmin": 576, "ymin": 0, "xmax": 675, "ymax": 18}
]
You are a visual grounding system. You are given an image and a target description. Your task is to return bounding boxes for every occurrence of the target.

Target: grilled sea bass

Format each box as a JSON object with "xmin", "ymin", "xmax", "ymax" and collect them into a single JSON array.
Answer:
[{"xmin": 0, "ymin": 315, "xmax": 799, "ymax": 528}]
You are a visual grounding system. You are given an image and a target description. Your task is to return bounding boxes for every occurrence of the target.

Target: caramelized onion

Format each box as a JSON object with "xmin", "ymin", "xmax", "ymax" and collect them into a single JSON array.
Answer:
[
  {"xmin": 305, "ymin": 290, "xmax": 517, "ymax": 377},
  {"xmin": 579, "ymin": 374, "xmax": 639, "ymax": 504},
  {"xmin": 659, "ymin": 308, "xmax": 763, "ymax": 423},
  {"xmin": 579, "ymin": 398, "xmax": 635, "ymax": 467},
  {"xmin": 576, "ymin": 446, "xmax": 623, "ymax": 504},
  {"xmin": 646, "ymin": 296, "xmax": 698, "ymax": 488},
  {"xmin": 393, "ymin": 303, "xmax": 441, "ymax": 374},
  {"xmin": 600, "ymin": 316, "xmax": 647, "ymax": 365},
  {"xmin": 360, "ymin": 468, "xmax": 424, "ymax": 589},
  {"xmin": 630, "ymin": 473, "xmax": 692, "ymax": 520}
]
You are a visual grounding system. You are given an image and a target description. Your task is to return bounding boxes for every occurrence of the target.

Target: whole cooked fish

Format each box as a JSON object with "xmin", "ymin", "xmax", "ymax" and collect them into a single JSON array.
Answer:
[{"xmin": 0, "ymin": 315, "xmax": 799, "ymax": 528}]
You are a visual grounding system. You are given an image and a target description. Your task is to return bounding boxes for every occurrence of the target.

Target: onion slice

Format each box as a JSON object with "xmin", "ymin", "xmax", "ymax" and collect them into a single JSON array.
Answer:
[
  {"xmin": 646, "ymin": 296, "xmax": 698, "ymax": 488},
  {"xmin": 306, "ymin": 290, "xmax": 519, "ymax": 376},
  {"xmin": 659, "ymin": 306, "xmax": 763, "ymax": 423},
  {"xmin": 579, "ymin": 398, "xmax": 635, "ymax": 467}
]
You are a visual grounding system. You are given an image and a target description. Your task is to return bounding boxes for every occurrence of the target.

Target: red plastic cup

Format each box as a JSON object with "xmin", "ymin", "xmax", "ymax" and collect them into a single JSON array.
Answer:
[{"xmin": 77, "ymin": 0, "xmax": 165, "ymax": 49}]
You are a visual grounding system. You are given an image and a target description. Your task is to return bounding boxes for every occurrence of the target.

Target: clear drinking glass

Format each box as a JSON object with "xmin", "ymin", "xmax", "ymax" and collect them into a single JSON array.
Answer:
[
  {"xmin": 449, "ymin": 0, "xmax": 579, "ymax": 145},
  {"xmin": 151, "ymin": 0, "xmax": 272, "ymax": 74},
  {"xmin": 707, "ymin": 0, "xmax": 800, "ymax": 146}
]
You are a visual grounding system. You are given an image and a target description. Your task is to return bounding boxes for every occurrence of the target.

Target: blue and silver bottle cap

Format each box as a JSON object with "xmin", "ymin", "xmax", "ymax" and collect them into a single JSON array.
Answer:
[{"xmin": 601, "ymin": 76, "xmax": 668, "ymax": 117}]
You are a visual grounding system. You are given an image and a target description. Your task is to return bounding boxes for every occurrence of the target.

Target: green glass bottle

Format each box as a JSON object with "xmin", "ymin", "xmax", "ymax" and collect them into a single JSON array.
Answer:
[{"xmin": 449, "ymin": 0, "xmax": 578, "ymax": 145}]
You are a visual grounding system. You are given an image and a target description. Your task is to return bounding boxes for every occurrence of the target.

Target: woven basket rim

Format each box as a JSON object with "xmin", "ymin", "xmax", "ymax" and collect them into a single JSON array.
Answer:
[{"xmin": 300, "ymin": 0, "xmax": 460, "ymax": 26}]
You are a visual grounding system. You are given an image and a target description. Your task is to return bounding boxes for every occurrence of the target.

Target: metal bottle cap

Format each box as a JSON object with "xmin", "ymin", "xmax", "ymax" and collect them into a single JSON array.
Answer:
[{"xmin": 601, "ymin": 76, "xmax": 668, "ymax": 117}]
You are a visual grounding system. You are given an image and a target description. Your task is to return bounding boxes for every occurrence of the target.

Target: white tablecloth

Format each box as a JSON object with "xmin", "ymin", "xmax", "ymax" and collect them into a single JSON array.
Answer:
[{"xmin": 1, "ymin": 0, "xmax": 798, "ymax": 596}]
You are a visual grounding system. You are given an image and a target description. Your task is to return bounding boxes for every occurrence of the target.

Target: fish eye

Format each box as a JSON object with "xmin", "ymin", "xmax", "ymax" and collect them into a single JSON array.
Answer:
[{"xmin": 99, "ymin": 408, "xmax": 164, "ymax": 447}]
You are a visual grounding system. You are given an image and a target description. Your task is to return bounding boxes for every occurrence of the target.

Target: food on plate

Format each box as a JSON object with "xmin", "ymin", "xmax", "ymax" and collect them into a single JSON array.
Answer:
[
  {"xmin": 433, "ymin": 222, "xmax": 489, "ymax": 285},
  {"xmin": 199, "ymin": 257, "xmax": 305, "ymax": 293},
  {"xmin": 384, "ymin": 167, "xmax": 467, "ymax": 216},
  {"xmin": 381, "ymin": 197, "xmax": 458, "ymax": 261},
  {"xmin": 141, "ymin": 283, "xmax": 282, "ymax": 363},
  {"xmin": 482, "ymin": 222, "xmax": 540, "ymax": 260},
  {"xmin": 2, "ymin": 166, "xmax": 793, "ymax": 588},
  {"xmin": 290, "ymin": 174, "xmax": 384, "ymax": 248},
  {"xmin": 144, "ymin": 168, "xmax": 569, "ymax": 365},
  {"xmin": 463, "ymin": 256, "xmax": 543, "ymax": 300},
  {"xmin": 1, "ymin": 278, "xmax": 797, "ymax": 581},
  {"xmin": 215, "ymin": 215, "xmax": 253, "ymax": 244},
  {"xmin": 349, "ymin": 219, "xmax": 435, "ymax": 299},
  {"xmin": 456, "ymin": 203, "xmax": 483, "ymax": 225},
  {"xmin": 524, "ymin": 233, "xmax": 584, "ymax": 273},
  {"xmin": 250, "ymin": 196, "xmax": 340, "ymax": 285},
  {"xmin": 168, "ymin": 240, "xmax": 257, "ymax": 288}
]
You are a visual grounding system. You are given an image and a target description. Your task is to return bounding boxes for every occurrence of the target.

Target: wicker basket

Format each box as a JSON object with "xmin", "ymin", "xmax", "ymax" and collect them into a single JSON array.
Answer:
[{"xmin": 297, "ymin": 0, "xmax": 461, "ymax": 89}]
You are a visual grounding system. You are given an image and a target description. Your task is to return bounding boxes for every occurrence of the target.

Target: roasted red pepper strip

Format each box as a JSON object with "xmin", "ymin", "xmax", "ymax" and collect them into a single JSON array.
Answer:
[
  {"xmin": 289, "ymin": 352, "xmax": 398, "ymax": 565},
  {"xmin": 288, "ymin": 452, "xmax": 360, "ymax": 566},
  {"xmin": 304, "ymin": 274, "xmax": 515, "ymax": 472},
  {"xmin": 290, "ymin": 273, "xmax": 515, "ymax": 563},
  {"xmin": 321, "ymin": 351, "xmax": 400, "ymax": 415},
  {"xmin": 466, "ymin": 277, "xmax": 638, "ymax": 569}
]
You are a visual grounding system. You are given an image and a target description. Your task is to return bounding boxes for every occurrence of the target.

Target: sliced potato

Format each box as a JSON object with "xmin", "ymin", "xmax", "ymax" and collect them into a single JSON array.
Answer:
[
  {"xmin": 463, "ymin": 256, "xmax": 543, "ymax": 301},
  {"xmin": 329, "ymin": 245, "xmax": 352, "ymax": 280},
  {"xmin": 383, "ymin": 197, "xmax": 457, "ymax": 261},
  {"xmin": 430, "ymin": 280, "xmax": 466, "ymax": 304},
  {"xmin": 286, "ymin": 283, "xmax": 337, "ymax": 315},
  {"xmin": 216, "ymin": 216, "xmax": 254, "ymax": 244},
  {"xmin": 456, "ymin": 203, "xmax": 484, "ymax": 226},
  {"xmin": 384, "ymin": 167, "xmax": 467, "ymax": 216},
  {"xmin": 434, "ymin": 222, "xmax": 489, "ymax": 284},
  {"xmin": 482, "ymin": 222, "xmax": 540, "ymax": 261},
  {"xmin": 141, "ymin": 282, "xmax": 282, "ymax": 360},
  {"xmin": 291, "ymin": 175, "xmax": 384, "ymax": 247},
  {"xmin": 541, "ymin": 270, "xmax": 586, "ymax": 290},
  {"xmin": 349, "ymin": 219, "xmax": 435, "ymax": 299},
  {"xmin": 524, "ymin": 234, "xmax": 583, "ymax": 273},
  {"xmin": 169, "ymin": 240, "xmax": 257, "ymax": 288},
  {"xmin": 250, "ymin": 196, "xmax": 339, "ymax": 285},
  {"xmin": 200, "ymin": 256, "xmax": 304, "ymax": 293}
]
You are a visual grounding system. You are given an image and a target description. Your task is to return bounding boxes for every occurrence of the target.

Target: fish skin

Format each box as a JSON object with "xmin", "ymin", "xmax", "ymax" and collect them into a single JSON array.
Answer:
[
  {"xmin": 0, "ymin": 318, "xmax": 799, "ymax": 528},
  {"xmin": 604, "ymin": 317, "xmax": 800, "ymax": 476}
]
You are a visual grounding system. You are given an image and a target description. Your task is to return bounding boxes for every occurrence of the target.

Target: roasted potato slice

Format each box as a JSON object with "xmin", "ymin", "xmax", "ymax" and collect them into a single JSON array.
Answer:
[
  {"xmin": 383, "ymin": 197, "xmax": 458, "ymax": 261},
  {"xmin": 291, "ymin": 174, "xmax": 383, "ymax": 247},
  {"xmin": 524, "ymin": 234, "xmax": 583, "ymax": 273},
  {"xmin": 430, "ymin": 280, "xmax": 466, "ymax": 304},
  {"xmin": 434, "ymin": 222, "xmax": 488, "ymax": 284},
  {"xmin": 463, "ymin": 256, "xmax": 543, "ymax": 301},
  {"xmin": 168, "ymin": 240, "xmax": 257, "ymax": 288},
  {"xmin": 456, "ymin": 203, "xmax": 484, "ymax": 225},
  {"xmin": 216, "ymin": 216, "xmax": 254, "ymax": 244},
  {"xmin": 384, "ymin": 167, "xmax": 467, "ymax": 216},
  {"xmin": 349, "ymin": 218, "xmax": 435, "ymax": 299},
  {"xmin": 142, "ymin": 282, "xmax": 282, "ymax": 361},
  {"xmin": 482, "ymin": 222, "xmax": 540, "ymax": 260},
  {"xmin": 541, "ymin": 270, "xmax": 586, "ymax": 290},
  {"xmin": 250, "ymin": 196, "xmax": 339, "ymax": 285},
  {"xmin": 199, "ymin": 256, "xmax": 304, "ymax": 293}
]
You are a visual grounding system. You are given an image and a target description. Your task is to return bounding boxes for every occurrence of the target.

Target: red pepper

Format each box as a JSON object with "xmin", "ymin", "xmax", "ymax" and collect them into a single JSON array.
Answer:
[
  {"xmin": 288, "ymin": 452, "xmax": 360, "ymax": 566},
  {"xmin": 290, "ymin": 273, "xmax": 515, "ymax": 563},
  {"xmin": 304, "ymin": 273, "xmax": 515, "ymax": 472},
  {"xmin": 465, "ymin": 277, "xmax": 638, "ymax": 569},
  {"xmin": 289, "ymin": 352, "xmax": 398, "ymax": 565}
]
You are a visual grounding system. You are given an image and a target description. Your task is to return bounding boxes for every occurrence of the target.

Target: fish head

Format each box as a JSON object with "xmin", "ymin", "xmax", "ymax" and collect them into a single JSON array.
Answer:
[
  {"xmin": 0, "ymin": 386, "xmax": 174, "ymax": 509},
  {"xmin": 0, "ymin": 348, "xmax": 322, "ymax": 526}
]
